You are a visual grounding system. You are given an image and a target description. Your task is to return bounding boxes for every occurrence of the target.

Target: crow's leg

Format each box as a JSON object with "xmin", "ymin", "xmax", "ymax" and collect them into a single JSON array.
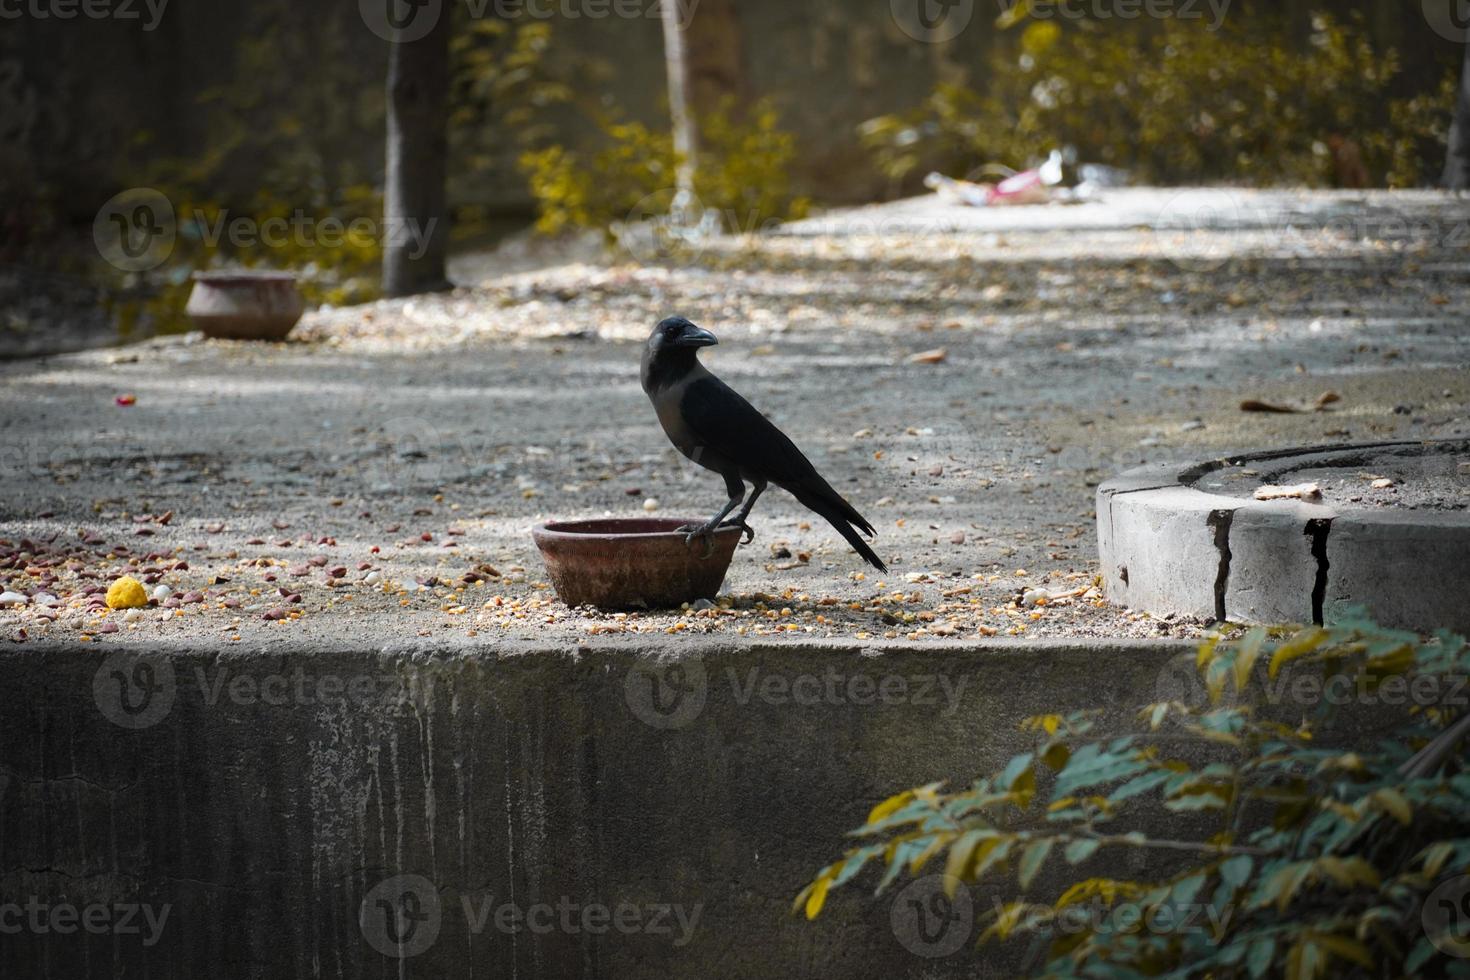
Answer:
[
  {"xmin": 679, "ymin": 473, "xmax": 744, "ymax": 559},
  {"xmin": 720, "ymin": 478, "xmax": 765, "ymax": 543}
]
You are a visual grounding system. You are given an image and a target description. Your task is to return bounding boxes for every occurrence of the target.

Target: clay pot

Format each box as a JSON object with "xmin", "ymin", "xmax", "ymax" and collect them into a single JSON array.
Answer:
[
  {"xmin": 185, "ymin": 270, "xmax": 304, "ymax": 341},
  {"xmin": 532, "ymin": 518, "xmax": 743, "ymax": 610}
]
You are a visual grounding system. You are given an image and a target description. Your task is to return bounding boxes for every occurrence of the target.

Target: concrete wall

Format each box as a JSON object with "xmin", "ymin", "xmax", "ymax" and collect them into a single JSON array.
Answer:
[
  {"xmin": 0, "ymin": 637, "xmax": 1410, "ymax": 978},
  {"xmin": 0, "ymin": 638, "xmax": 1226, "ymax": 979}
]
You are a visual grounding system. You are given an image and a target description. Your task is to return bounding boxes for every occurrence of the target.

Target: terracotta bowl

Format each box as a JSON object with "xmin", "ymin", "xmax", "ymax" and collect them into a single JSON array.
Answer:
[
  {"xmin": 185, "ymin": 270, "xmax": 305, "ymax": 341},
  {"xmin": 532, "ymin": 518, "xmax": 743, "ymax": 610}
]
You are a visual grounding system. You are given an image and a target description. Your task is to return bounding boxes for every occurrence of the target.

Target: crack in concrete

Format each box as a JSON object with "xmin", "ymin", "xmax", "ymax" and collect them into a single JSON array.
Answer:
[
  {"xmin": 1305, "ymin": 519, "xmax": 1333, "ymax": 625},
  {"xmin": 1099, "ymin": 482, "xmax": 1182, "ymax": 498},
  {"xmin": 1207, "ymin": 509, "xmax": 1236, "ymax": 623}
]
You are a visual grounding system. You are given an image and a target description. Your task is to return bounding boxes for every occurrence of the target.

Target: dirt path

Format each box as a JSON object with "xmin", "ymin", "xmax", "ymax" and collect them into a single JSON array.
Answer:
[{"xmin": 1, "ymin": 189, "xmax": 1466, "ymax": 648}]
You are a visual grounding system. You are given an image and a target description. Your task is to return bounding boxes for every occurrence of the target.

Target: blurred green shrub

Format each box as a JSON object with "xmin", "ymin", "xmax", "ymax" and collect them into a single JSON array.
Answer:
[
  {"xmin": 451, "ymin": 16, "xmax": 574, "ymax": 239},
  {"xmin": 114, "ymin": 7, "xmax": 565, "ymax": 334},
  {"xmin": 108, "ymin": 185, "xmax": 387, "ymax": 341},
  {"xmin": 111, "ymin": 2, "xmax": 388, "ymax": 329},
  {"xmin": 519, "ymin": 99, "xmax": 809, "ymax": 247},
  {"xmin": 799, "ymin": 617, "xmax": 1470, "ymax": 977},
  {"xmin": 861, "ymin": 12, "xmax": 1454, "ymax": 188}
]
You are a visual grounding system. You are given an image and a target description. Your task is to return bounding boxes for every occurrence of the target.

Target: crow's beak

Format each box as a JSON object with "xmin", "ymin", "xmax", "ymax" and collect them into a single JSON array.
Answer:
[{"xmin": 678, "ymin": 326, "xmax": 719, "ymax": 348}]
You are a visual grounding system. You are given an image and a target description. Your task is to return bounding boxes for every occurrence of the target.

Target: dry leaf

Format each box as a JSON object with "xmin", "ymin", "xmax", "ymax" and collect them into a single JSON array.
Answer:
[
  {"xmin": 1254, "ymin": 483, "xmax": 1322, "ymax": 501},
  {"xmin": 1241, "ymin": 399, "xmax": 1299, "ymax": 414},
  {"xmin": 908, "ymin": 348, "xmax": 949, "ymax": 365}
]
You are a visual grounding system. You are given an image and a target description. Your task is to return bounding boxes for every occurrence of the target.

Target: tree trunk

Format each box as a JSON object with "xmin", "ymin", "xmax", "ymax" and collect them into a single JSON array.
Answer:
[
  {"xmin": 660, "ymin": 0, "xmax": 697, "ymax": 206},
  {"xmin": 1445, "ymin": 39, "xmax": 1470, "ymax": 191},
  {"xmin": 382, "ymin": 9, "xmax": 452, "ymax": 297}
]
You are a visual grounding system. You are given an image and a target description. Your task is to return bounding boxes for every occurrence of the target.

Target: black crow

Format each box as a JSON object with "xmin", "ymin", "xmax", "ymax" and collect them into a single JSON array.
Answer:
[{"xmin": 640, "ymin": 315, "xmax": 887, "ymax": 572}]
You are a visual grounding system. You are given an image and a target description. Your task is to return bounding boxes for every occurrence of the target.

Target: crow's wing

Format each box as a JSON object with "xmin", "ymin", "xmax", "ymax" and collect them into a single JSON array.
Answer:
[
  {"xmin": 679, "ymin": 376, "xmax": 818, "ymax": 486},
  {"xmin": 679, "ymin": 375, "xmax": 878, "ymax": 542}
]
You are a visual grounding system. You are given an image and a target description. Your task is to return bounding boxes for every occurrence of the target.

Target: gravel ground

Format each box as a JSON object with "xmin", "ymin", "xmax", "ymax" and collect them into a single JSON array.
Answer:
[{"xmin": 1, "ymin": 188, "xmax": 1466, "ymax": 648}]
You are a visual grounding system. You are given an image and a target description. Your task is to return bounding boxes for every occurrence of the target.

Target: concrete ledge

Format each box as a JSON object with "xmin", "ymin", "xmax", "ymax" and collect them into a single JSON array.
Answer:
[
  {"xmin": 1327, "ymin": 511, "xmax": 1470, "ymax": 633},
  {"xmin": 0, "ymin": 638, "xmax": 1222, "ymax": 979},
  {"xmin": 1097, "ymin": 439, "xmax": 1470, "ymax": 632}
]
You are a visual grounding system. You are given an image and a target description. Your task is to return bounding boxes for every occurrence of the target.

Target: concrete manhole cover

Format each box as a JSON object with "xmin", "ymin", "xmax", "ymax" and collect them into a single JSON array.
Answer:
[{"xmin": 1097, "ymin": 439, "xmax": 1470, "ymax": 633}]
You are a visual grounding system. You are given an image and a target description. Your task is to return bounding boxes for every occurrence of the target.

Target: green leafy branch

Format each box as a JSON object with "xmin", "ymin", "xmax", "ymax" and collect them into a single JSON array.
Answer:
[{"xmin": 798, "ymin": 618, "xmax": 1470, "ymax": 979}]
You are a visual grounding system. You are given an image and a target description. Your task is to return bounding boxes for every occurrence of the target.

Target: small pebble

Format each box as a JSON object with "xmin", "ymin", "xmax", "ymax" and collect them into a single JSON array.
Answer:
[
  {"xmin": 643, "ymin": 498, "xmax": 659, "ymax": 512},
  {"xmin": 0, "ymin": 591, "xmax": 27, "ymax": 607},
  {"xmin": 122, "ymin": 608, "xmax": 144, "ymax": 624},
  {"xmin": 152, "ymin": 585, "xmax": 172, "ymax": 601}
]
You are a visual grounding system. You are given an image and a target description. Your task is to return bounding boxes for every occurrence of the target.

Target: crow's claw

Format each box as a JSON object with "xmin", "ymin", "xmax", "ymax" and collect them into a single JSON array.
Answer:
[
  {"xmin": 720, "ymin": 519, "xmax": 756, "ymax": 544},
  {"xmin": 680, "ymin": 525, "xmax": 718, "ymax": 560}
]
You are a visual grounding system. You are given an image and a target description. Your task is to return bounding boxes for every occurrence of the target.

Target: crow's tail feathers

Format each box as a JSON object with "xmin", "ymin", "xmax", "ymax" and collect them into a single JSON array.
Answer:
[{"xmin": 794, "ymin": 486, "xmax": 887, "ymax": 573}]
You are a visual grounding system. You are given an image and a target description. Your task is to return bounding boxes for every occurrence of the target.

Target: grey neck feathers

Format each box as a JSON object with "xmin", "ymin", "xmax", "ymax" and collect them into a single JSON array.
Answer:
[{"xmin": 641, "ymin": 347, "xmax": 700, "ymax": 394}]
